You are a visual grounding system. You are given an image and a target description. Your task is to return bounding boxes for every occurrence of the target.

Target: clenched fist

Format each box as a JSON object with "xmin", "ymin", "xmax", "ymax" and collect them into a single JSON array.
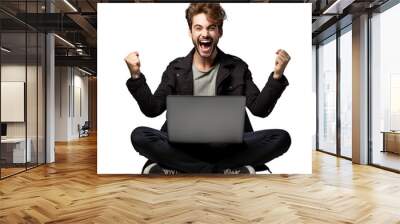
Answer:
[
  {"xmin": 125, "ymin": 51, "xmax": 141, "ymax": 79},
  {"xmin": 273, "ymin": 49, "xmax": 291, "ymax": 80}
]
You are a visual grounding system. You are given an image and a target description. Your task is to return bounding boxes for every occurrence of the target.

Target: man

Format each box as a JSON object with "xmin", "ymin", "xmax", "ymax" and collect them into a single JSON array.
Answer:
[{"xmin": 125, "ymin": 3, "xmax": 291, "ymax": 175}]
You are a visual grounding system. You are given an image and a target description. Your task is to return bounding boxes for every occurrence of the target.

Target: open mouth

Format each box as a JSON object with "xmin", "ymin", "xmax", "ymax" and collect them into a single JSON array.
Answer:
[{"xmin": 198, "ymin": 39, "xmax": 212, "ymax": 52}]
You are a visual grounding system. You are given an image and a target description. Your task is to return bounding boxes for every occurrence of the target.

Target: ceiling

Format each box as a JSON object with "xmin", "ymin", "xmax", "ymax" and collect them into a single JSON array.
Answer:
[{"xmin": 0, "ymin": 0, "xmax": 392, "ymax": 75}]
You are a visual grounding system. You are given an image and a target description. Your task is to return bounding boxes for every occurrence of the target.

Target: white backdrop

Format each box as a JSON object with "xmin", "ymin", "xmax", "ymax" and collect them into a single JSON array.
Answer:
[{"xmin": 98, "ymin": 3, "xmax": 312, "ymax": 174}]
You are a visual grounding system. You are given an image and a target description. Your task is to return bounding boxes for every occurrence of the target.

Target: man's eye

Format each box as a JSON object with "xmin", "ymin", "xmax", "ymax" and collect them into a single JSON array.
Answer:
[{"xmin": 209, "ymin": 26, "xmax": 216, "ymax": 31}]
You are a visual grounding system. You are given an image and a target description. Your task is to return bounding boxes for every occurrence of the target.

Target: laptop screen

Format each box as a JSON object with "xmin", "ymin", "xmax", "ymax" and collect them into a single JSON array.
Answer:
[{"xmin": 167, "ymin": 96, "xmax": 245, "ymax": 143}]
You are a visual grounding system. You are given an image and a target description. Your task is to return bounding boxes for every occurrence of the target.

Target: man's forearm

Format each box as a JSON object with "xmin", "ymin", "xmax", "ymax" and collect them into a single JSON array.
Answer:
[
  {"xmin": 126, "ymin": 74, "xmax": 168, "ymax": 118},
  {"xmin": 246, "ymin": 71, "xmax": 288, "ymax": 118}
]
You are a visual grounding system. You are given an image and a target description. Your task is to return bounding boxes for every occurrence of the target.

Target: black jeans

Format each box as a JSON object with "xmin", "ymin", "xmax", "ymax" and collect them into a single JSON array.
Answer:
[{"xmin": 131, "ymin": 126, "xmax": 291, "ymax": 173}]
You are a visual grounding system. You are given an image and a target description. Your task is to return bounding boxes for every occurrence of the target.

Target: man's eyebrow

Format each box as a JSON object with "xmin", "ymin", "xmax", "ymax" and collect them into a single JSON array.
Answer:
[{"xmin": 193, "ymin": 24, "xmax": 217, "ymax": 28}]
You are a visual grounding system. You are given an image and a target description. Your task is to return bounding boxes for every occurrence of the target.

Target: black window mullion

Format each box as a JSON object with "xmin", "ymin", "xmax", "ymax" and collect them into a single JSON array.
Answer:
[
  {"xmin": 36, "ymin": 0, "xmax": 39, "ymax": 168},
  {"xmin": 336, "ymin": 29, "xmax": 341, "ymax": 157},
  {"xmin": 316, "ymin": 45, "xmax": 319, "ymax": 151},
  {"xmin": 25, "ymin": 0, "xmax": 28, "ymax": 171},
  {"xmin": 367, "ymin": 11, "xmax": 373, "ymax": 165},
  {"xmin": 0, "ymin": 22, "xmax": 2, "ymax": 179}
]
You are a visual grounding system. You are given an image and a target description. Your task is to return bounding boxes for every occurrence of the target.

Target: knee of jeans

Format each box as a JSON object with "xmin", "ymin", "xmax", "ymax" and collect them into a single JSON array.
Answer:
[
  {"xmin": 131, "ymin": 126, "xmax": 149, "ymax": 149},
  {"xmin": 278, "ymin": 129, "xmax": 291, "ymax": 153}
]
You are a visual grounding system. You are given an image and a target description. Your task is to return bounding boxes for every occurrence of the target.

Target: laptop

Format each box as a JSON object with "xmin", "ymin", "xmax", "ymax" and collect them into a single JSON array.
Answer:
[{"xmin": 167, "ymin": 96, "xmax": 246, "ymax": 143}]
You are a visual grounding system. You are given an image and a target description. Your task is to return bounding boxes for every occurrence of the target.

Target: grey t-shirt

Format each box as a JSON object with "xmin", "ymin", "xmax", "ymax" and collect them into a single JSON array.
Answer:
[{"xmin": 192, "ymin": 63, "xmax": 220, "ymax": 96}]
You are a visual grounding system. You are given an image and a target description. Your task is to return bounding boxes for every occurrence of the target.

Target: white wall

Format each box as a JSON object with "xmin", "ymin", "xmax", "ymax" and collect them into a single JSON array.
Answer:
[
  {"xmin": 98, "ymin": 3, "xmax": 312, "ymax": 174},
  {"xmin": 71, "ymin": 72, "xmax": 89, "ymax": 138},
  {"xmin": 55, "ymin": 66, "xmax": 69, "ymax": 141},
  {"xmin": 55, "ymin": 67, "xmax": 89, "ymax": 141}
]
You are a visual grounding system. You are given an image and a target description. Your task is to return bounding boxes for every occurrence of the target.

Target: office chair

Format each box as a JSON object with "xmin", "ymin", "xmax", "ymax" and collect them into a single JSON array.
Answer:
[{"xmin": 79, "ymin": 121, "xmax": 90, "ymax": 138}]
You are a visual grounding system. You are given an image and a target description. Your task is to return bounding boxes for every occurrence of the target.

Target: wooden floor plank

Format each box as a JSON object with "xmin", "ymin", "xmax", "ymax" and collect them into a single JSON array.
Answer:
[{"xmin": 1, "ymin": 134, "xmax": 400, "ymax": 223}]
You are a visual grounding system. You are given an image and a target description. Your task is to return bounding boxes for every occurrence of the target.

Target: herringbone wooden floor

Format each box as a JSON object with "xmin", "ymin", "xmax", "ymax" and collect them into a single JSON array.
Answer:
[{"xmin": 1, "ymin": 134, "xmax": 400, "ymax": 224}]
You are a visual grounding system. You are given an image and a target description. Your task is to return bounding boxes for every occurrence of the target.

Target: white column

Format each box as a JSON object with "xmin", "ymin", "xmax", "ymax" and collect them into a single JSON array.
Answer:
[
  {"xmin": 352, "ymin": 14, "xmax": 369, "ymax": 164},
  {"xmin": 46, "ymin": 1, "xmax": 55, "ymax": 163}
]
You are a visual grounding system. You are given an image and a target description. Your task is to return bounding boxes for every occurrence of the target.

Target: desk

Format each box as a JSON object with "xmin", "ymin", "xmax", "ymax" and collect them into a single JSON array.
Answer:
[
  {"xmin": 1, "ymin": 138, "xmax": 31, "ymax": 163},
  {"xmin": 381, "ymin": 131, "xmax": 400, "ymax": 154}
]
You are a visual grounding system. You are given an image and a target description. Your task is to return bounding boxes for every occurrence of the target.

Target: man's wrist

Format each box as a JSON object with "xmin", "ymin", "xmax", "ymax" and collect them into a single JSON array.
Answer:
[
  {"xmin": 273, "ymin": 72, "xmax": 282, "ymax": 80},
  {"xmin": 131, "ymin": 72, "xmax": 141, "ymax": 79}
]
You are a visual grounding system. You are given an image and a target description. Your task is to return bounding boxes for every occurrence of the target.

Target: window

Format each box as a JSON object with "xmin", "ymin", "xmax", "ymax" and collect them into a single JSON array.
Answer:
[
  {"xmin": 317, "ymin": 35, "xmax": 337, "ymax": 154},
  {"xmin": 339, "ymin": 27, "xmax": 352, "ymax": 158},
  {"xmin": 370, "ymin": 2, "xmax": 400, "ymax": 171}
]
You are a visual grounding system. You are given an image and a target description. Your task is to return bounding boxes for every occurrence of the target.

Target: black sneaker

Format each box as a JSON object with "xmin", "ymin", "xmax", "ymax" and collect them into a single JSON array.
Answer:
[
  {"xmin": 220, "ymin": 165, "xmax": 256, "ymax": 175},
  {"xmin": 142, "ymin": 163, "xmax": 180, "ymax": 175}
]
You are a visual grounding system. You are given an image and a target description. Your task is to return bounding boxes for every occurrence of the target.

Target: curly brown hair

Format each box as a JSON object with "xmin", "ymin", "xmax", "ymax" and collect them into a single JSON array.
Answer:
[{"xmin": 185, "ymin": 3, "xmax": 226, "ymax": 32}]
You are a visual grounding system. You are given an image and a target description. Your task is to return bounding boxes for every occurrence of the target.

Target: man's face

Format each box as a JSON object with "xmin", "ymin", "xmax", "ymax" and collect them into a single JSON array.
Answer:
[{"xmin": 189, "ymin": 13, "xmax": 222, "ymax": 59}]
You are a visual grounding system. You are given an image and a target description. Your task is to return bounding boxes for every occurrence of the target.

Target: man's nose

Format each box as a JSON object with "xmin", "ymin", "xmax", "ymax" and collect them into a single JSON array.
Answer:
[{"xmin": 200, "ymin": 29, "xmax": 209, "ymax": 37}]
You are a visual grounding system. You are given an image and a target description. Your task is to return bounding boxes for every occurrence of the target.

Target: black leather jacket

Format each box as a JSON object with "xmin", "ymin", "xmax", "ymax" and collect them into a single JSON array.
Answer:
[{"xmin": 126, "ymin": 48, "xmax": 289, "ymax": 132}]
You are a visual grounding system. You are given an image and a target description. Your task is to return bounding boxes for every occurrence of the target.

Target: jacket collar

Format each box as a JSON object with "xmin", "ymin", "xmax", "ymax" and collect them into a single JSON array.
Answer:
[{"xmin": 173, "ymin": 47, "xmax": 235, "ymax": 90}]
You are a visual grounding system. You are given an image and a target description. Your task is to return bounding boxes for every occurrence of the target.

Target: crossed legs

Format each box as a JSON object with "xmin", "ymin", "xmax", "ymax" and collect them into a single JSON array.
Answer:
[{"xmin": 131, "ymin": 126, "xmax": 291, "ymax": 173}]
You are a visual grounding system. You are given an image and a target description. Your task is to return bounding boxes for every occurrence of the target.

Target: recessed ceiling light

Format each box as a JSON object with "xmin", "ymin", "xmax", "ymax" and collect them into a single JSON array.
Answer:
[
  {"xmin": 323, "ymin": 0, "xmax": 355, "ymax": 15},
  {"xmin": 78, "ymin": 67, "xmax": 93, "ymax": 76},
  {"xmin": 1, "ymin": 47, "xmax": 11, "ymax": 53},
  {"xmin": 54, "ymin": 34, "xmax": 75, "ymax": 48},
  {"xmin": 63, "ymin": 0, "xmax": 78, "ymax": 12}
]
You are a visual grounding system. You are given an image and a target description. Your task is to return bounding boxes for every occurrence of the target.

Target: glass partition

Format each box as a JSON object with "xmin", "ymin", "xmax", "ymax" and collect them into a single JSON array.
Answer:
[
  {"xmin": 339, "ymin": 27, "xmax": 352, "ymax": 158},
  {"xmin": 38, "ymin": 32, "xmax": 45, "ymax": 165},
  {"xmin": 0, "ymin": 1, "xmax": 46, "ymax": 179},
  {"xmin": 26, "ymin": 0, "xmax": 43, "ymax": 170},
  {"xmin": 1, "ymin": 31, "xmax": 28, "ymax": 177},
  {"xmin": 317, "ymin": 35, "xmax": 337, "ymax": 155},
  {"xmin": 370, "ymin": 3, "xmax": 400, "ymax": 171},
  {"xmin": 27, "ymin": 30, "xmax": 38, "ymax": 170}
]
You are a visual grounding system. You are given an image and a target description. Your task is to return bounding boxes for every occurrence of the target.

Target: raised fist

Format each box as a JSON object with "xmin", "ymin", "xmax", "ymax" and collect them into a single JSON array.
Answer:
[
  {"xmin": 274, "ymin": 49, "xmax": 291, "ymax": 79},
  {"xmin": 125, "ymin": 51, "xmax": 141, "ymax": 78}
]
